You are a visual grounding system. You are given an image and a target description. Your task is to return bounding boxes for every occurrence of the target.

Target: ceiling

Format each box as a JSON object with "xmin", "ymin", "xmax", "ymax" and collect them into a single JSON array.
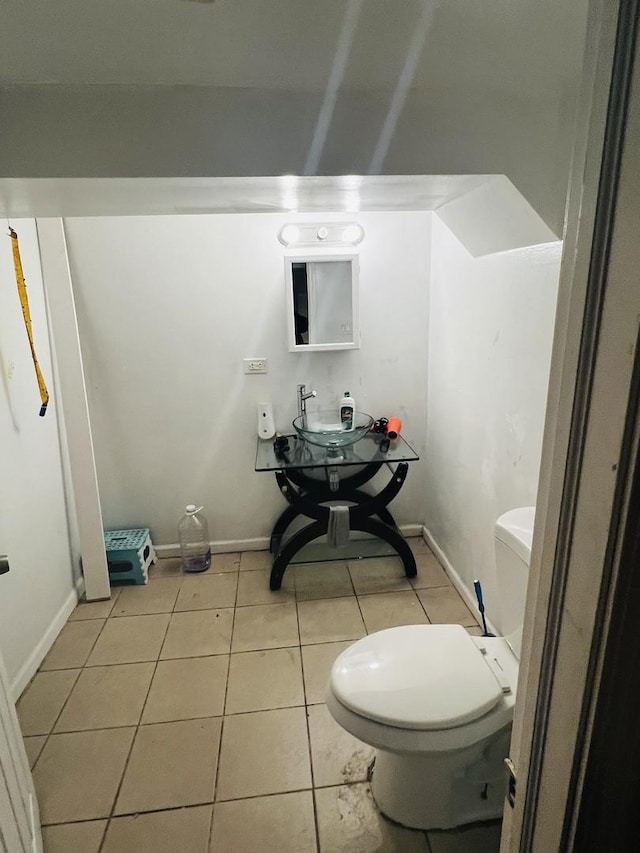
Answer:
[
  {"xmin": 0, "ymin": 1, "xmax": 590, "ymax": 235},
  {"xmin": 1, "ymin": 0, "xmax": 586, "ymax": 95}
]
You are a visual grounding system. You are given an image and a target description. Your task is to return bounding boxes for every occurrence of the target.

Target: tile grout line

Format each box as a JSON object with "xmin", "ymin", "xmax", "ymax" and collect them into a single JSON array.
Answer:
[
  {"xmin": 96, "ymin": 582, "xmax": 177, "ymax": 852},
  {"xmin": 209, "ymin": 553, "xmax": 241, "ymax": 847},
  {"xmin": 39, "ymin": 777, "xmax": 376, "ymax": 828},
  {"xmin": 32, "ymin": 550, "xmax": 478, "ymax": 848},
  {"xmin": 295, "ymin": 570, "xmax": 323, "ymax": 853},
  {"xmin": 348, "ymin": 560, "xmax": 370, "ymax": 636},
  {"xmin": 36, "ymin": 632, "xmax": 390, "ymax": 674},
  {"xmin": 311, "ymin": 786, "xmax": 323, "ymax": 853},
  {"xmin": 412, "ymin": 577, "xmax": 433, "ymax": 624},
  {"xmin": 30, "ymin": 612, "xmax": 109, "ymax": 776},
  {"xmin": 26, "ymin": 668, "xmax": 82, "ymax": 773}
]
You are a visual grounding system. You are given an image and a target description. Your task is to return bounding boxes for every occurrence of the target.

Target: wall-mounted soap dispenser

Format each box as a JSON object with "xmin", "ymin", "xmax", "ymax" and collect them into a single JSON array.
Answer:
[{"xmin": 258, "ymin": 402, "xmax": 276, "ymax": 439}]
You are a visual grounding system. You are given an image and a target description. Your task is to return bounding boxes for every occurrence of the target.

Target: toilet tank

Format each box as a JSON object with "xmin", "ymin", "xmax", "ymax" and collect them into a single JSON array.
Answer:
[{"xmin": 494, "ymin": 506, "xmax": 536, "ymax": 660}]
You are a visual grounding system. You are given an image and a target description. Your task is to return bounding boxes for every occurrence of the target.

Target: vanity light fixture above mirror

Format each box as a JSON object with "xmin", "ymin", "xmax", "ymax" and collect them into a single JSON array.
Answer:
[{"xmin": 278, "ymin": 222, "xmax": 364, "ymax": 248}]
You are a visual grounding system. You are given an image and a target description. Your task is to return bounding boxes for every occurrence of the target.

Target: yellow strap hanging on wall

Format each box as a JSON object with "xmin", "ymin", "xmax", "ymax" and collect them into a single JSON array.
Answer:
[{"xmin": 9, "ymin": 227, "xmax": 49, "ymax": 416}]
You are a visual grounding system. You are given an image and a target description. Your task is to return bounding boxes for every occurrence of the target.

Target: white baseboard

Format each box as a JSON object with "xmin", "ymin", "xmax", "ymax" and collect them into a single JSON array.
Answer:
[
  {"xmin": 400, "ymin": 524, "xmax": 423, "ymax": 539},
  {"xmin": 11, "ymin": 582, "xmax": 82, "ymax": 701},
  {"xmin": 155, "ymin": 537, "xmax": 271, "ymax": 559},
  {"xmin": 155, "ymin": 525, "xmax": 423, "ymax": 560},
  {"xmin": 421, "ymin": 525, "xmax": 497, "ymax": 636},
  {"xmin": 75, "ymin": 573, "xmax": 86, "ymax": 599}
]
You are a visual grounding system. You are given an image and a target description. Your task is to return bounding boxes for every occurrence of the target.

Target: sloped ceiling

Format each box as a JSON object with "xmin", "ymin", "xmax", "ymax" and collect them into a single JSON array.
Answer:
[
  {"xmin": 0, "ymin": 0, "xmax": 590, "ymax": 234},
  {"xmin": 0, "ymin": 0, "xmax": 584, "ymax": 93}
]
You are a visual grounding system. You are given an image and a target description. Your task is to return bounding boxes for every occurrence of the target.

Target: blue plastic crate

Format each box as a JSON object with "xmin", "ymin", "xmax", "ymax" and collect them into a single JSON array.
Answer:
[{"xmin": 104, "ymin": 527, "xmax": 156, "ymax": 585}]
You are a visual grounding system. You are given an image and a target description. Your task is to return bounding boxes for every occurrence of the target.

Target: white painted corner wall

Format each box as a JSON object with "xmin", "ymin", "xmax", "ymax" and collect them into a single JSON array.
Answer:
[
  {"xmin": 0, "ymin": 201, "xmax": 560, "ymax": 693},
  {"xmin": 36, "ymin": 219, "xmax": 110, "ymax": 602},
  {"xmin": 0, "ymin": 220, "xmax": 78, "ymax": 697},
  {"xmin": 424, "ymin": 215, "xmax": 561, "ymax": 631},
  {"xmin": 64, "ymin": 211, "xmax": 432, "ymax": 548},
  {"xmin": 63, "ymin": 201, "xmax": 559, "ymax": 633}
]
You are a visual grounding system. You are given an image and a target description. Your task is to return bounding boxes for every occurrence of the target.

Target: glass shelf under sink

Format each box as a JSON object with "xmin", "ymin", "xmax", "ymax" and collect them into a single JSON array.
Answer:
[{"xmin": 284, "ymin": 534, "xmax": 402, "ymax": 565}]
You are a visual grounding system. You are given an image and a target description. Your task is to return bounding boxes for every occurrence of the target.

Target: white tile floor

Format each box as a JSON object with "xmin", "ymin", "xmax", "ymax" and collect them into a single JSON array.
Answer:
[{"xmin": 19, "ymin": 540, "xmax": 502, "ymax": 853}]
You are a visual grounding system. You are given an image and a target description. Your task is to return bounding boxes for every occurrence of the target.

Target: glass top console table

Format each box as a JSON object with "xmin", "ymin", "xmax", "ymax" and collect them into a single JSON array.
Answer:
[{"xmin": 255, "ymin": 432, "xmax": 420, "ymax": 590}]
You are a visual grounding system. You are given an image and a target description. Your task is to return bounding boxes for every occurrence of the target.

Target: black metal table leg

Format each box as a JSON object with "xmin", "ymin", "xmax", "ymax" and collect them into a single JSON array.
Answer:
[
  {"xmin": 270, "ymin": 504, "xmax": 300, "ymax": 555},
  {"xmin": 270, "ymin": 488, "xmax": 397, "ymax": 554},
  {"xmin": 270, "ymin": 521, "xmax": 327, "ymax": 590},
  {"xmin": 333, "ymin": 490, "xmax": 396, "ymax": 527},
  {"xmin": 269, "ymin": 461, "xmax": 415, "ymax": 589}
]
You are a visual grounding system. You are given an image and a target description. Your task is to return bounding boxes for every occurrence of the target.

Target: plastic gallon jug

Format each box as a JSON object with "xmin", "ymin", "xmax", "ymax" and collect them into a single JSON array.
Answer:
[{"xmin": 178, "ymin": 505, "xmax": 212, "ymax": 573}]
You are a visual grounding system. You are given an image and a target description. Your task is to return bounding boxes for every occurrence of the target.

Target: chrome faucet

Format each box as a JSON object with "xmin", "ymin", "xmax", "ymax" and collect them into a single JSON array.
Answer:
[{"xmin": 297, "ymin": 384, "xmax": 317, "ymax": 422}]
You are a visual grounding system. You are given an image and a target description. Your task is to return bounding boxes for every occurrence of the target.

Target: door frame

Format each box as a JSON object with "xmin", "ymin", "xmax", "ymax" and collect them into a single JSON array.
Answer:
[
  {"xmin": 502, "ymin": 1, "xmax": 640, "ymax": 848},
  {"xmin": 0, "ymin": 2, "xmax": 634, "ymax": 843},
  {"xmin": 37, "ymin": 218, "xmax": 111, "ymax": 602},
  {"xmin": 0, "ymin": 644, "xmax": 43, "ymax": 853}
]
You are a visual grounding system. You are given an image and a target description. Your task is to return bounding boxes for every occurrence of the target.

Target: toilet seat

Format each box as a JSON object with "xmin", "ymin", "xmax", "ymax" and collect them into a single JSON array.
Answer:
[{"xmin": 331, "ymin": 624, "xmax": 506, "ymax": 731}]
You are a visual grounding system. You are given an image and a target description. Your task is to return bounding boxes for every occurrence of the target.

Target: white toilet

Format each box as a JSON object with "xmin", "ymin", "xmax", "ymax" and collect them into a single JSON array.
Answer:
[{"xmin": 326, "ymin": 506, "xmax": 535, "ymax": 831}]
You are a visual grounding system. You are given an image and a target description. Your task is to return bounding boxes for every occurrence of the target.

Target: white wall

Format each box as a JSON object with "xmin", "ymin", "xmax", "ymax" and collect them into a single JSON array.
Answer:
[
  {"xmin": 60, "ymin": 202, "xmax": 558, "ymax": 625},
  {"xmin": 0, "ymin": 220, "xmax": 78, "ymax": 696},
  {"xmin": 64, "ymin": 211, "xmax": 431, "ymax": 548},
  {"xmin": 424, "ymin": 215, "xmax": 560, "ymax": 630}
]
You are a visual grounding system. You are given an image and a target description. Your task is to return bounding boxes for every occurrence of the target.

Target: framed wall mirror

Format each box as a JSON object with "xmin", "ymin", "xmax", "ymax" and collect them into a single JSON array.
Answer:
[{"xmin": 285, "ymin": 254, "xmax": 360, "ymax": 352}]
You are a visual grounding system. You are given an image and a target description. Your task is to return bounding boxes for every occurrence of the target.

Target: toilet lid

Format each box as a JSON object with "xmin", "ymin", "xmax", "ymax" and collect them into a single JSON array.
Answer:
[{"xmin": 331, "ymin": 624, "xmax": 505, "ymax": 730}]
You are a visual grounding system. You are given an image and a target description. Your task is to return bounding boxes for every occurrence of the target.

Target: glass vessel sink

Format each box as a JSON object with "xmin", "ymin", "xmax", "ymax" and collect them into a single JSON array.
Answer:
[{"xmin": 293, "ymin": 410, "xmax": 374, "ymax": 449}]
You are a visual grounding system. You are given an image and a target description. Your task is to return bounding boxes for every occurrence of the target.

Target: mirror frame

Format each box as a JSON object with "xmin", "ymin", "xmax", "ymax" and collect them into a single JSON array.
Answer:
[{"xmin": 284, "ymin": 252, "xmax": 360, "ymax": 352}]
